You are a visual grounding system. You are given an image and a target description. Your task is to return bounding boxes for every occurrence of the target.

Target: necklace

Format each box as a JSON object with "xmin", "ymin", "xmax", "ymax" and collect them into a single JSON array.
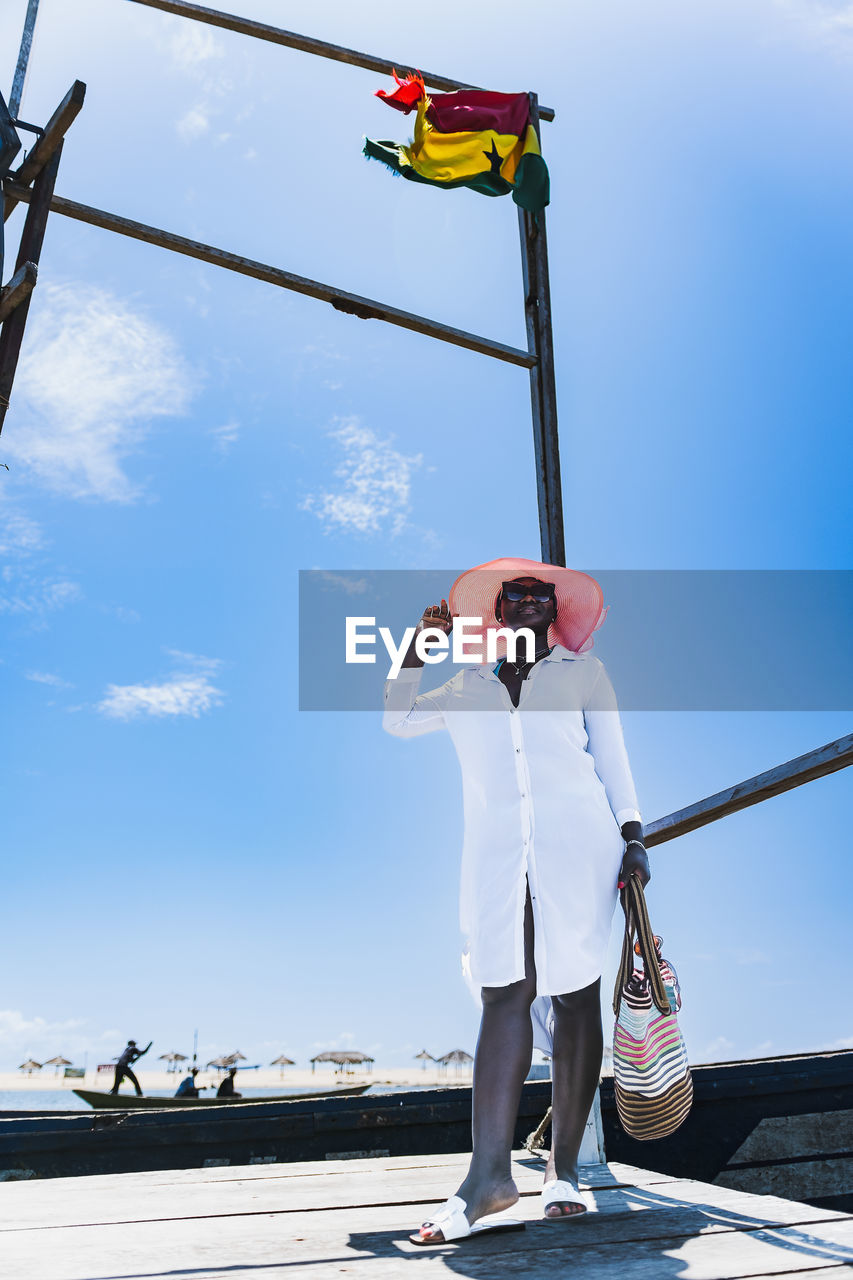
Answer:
[{"xmin": 502, "ymin": 646, "xmax": 552, "ymax": 679}]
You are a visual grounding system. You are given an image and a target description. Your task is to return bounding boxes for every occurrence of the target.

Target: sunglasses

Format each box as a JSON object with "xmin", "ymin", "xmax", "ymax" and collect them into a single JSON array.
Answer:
[{"xmin": 501, "ymin": 582, "xmax": 555, "ymax": 603}]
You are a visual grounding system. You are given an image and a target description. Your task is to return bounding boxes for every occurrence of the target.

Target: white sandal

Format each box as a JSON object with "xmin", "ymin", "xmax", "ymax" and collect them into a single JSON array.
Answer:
[
  {"xmin": 410, "ymin": 1195, "xmax": 525, "ymax": 1246},
  {"xmin": 541, "ymin": 1178, "xmax": 589, "ymax": 1220}
]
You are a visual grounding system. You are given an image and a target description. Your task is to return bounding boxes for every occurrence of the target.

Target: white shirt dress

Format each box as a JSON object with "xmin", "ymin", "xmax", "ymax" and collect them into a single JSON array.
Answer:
[{"xmin": 383, "ymin": 645, "xmax": 641, "ymax": 1000}]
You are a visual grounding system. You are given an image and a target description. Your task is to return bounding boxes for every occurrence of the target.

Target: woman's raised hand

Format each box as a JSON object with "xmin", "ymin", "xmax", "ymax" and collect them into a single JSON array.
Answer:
[
  {"xmin": 401, "ymin": 598, "xmax": 453, "ymax": 669},
  {"xmin": 418, "ymin": 598, "xmax": 453, "ymax": 639}
]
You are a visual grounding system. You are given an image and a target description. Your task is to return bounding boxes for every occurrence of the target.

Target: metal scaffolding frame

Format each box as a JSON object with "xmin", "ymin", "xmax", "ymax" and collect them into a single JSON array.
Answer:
[{"xmin": 1, "ymin": 0, "xmax": 565, "ymax": 561}]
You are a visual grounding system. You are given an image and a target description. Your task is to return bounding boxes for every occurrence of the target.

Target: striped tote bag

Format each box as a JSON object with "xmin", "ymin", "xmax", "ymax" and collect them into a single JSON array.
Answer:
[{"xmin": 612, "ymin": 875, "xmax": 693, "ymax": 1140}]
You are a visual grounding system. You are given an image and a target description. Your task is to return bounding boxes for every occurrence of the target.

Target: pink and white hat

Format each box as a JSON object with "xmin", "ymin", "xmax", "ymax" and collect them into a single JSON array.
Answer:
[{"xmin": 448, "ymin": 557, "xmax": 608, "ymax": 658}]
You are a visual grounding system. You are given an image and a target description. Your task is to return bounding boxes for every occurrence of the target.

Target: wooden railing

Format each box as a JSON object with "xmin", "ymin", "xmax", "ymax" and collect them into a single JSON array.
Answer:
[{"xmin": 645, "ymin": 732, "xmax": 853, "ymax": 846}]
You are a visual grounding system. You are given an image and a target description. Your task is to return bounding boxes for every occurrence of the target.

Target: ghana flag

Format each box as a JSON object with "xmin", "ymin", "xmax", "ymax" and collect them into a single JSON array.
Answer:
[{"xmin": 364, "ymin": 73, "xmax": 550, "ymax": 212}]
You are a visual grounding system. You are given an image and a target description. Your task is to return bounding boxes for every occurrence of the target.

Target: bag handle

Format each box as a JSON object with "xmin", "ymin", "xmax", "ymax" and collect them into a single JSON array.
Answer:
[{"xmin": 612, "ymin": 874, "xmax": 670, "ymax": 1017}]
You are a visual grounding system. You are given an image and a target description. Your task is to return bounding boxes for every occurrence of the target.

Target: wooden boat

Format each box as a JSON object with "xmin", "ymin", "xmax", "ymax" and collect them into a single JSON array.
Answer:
[
  {"xmin": 599, "ymin": 1048, "xmax": 853, "ymax": 1213},
  {"xmin": 71, "ymin": 1085, "xmax": 370, "ymax": 1110},
  {"xmin": 0, "ymin": 1050, "xmax": 850, "ymax": 1204}
]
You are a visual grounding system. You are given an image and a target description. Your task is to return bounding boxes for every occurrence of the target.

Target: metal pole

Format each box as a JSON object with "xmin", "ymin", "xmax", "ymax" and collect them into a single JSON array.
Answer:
[
  {"xmin": 0, "ymin": 140, "xmax": 60, "ymax": 434},
  {"xmin": 0, "ymin": 93, "xmax": 22, "ymax": 284},
  {"xmin": 9, "ymin": 0, "xmax": 41, "ymax": 120},
  {"xmin": 4, "ymin": 181, "xmax": 535, "ymax": 368},
  {"xmin": 124, "ymin": 0, "xmax": 557, "ymax": 120},
  {"xmin": 517, "ymin": 93, "xmax": 565, "ymax": 566}
]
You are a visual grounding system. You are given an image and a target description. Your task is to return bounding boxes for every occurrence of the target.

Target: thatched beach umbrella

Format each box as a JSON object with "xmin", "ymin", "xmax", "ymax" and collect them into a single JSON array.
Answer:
[
  {"xmin": 414, "ymin": 1050, "xmax": 434, "ymax": 1070},
  {"xmin": 228, "ymin": 1051, "xmax": 247, "ymax": 1061},
  {"xmin": 310, "ymin": 1051, "xmax": 374, "ymax": 1075},
  {"xmin": 270, "ymin": 1054, "xmax": 295, "ymax": 1078},
  {"xmin": 438, "ymin": 1049, "xmax": 473, "ymax": 1077},
  {"xmin": 18, "ymin": 1059, "xmax": 42, "ymax": 1075},
  {"xmin": 43, "ymin": 1056, "xmax": 72, "ymax": 1075},
  {"xmin": 207, "ymin": 1055, "xmax": 233, "ymax": 1072},
  {"xmin": 158, "ymin": 1051, "xmax": 188, "ymax": 1073}
]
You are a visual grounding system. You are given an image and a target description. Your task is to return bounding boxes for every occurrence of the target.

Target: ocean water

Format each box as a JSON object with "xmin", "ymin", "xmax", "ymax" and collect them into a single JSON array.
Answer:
[{"xmin": 0, "ymin": 1083, "xmax": 437, "ymax": 1112}]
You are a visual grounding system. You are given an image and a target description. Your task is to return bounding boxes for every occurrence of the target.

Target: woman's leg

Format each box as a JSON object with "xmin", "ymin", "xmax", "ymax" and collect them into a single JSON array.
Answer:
[
  {"xmin": 544, "ymin": 977, "xmax": 603, "ymax": 1216},
  {"xmin": 416, "ymin": 888, "xmax": 537, "ymax": 1241}
]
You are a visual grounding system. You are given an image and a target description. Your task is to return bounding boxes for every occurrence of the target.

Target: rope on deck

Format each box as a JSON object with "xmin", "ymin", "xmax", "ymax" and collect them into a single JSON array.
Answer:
[{"xmin": 524, "ymin": 1104, "xmax": 552, "ymax": 1154}]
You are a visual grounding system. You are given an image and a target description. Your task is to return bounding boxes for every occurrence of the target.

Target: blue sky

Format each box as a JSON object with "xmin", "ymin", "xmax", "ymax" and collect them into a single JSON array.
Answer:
[{"xmin": 1, "ymin": 0, "xmax": 851, "ymax": 1073}]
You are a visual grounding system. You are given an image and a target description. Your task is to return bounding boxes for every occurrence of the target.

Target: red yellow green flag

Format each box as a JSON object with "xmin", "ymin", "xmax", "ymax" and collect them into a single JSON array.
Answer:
[{"xmin": 364, "ymin": 75, "xmax": 550, "ymax": 212}]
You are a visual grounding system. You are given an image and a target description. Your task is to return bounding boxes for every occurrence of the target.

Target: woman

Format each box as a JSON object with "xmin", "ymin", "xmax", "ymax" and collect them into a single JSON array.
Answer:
[{"xmin": 383, "ymin": 557, "xmax": 649, "ymax": 1243}]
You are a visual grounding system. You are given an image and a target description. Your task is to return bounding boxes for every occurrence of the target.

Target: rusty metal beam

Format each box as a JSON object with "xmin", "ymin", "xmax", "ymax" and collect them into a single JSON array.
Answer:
[
  {"xmin": 4, "ymin": 81, "xmax": 86, "ymax": 221},
  {"xmin": 124, "ymin": 0, "xmax": 555, "ymax": 120},
  {"xmin": 0, "ymin": 260, "xmax": 37, "ymax": 323},
  {"xmin": 3, "ymin": 182, "xmax": 536, "ymax": 368},
  {"xmin": 0, "ymin": 146, "xmax": 61, "ymax": 433}
]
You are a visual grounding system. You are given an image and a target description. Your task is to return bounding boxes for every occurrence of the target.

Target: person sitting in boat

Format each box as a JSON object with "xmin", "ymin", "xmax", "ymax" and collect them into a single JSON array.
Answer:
[
  {"xmin": 216, "ymin": 1067, "xmax": 241, "ymax": 1098},
  {"xmin": 174, "ymin": 1067, "xmax": 203, "ymax": 1098},
  {"xmin": 109, "ymin": 1039, "xmax": 152, "ymax": 1096}
]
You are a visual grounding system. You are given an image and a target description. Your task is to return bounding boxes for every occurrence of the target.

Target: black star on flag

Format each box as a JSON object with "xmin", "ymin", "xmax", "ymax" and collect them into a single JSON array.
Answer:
[{"xmin": 482, "ymin": 138, "xmax": 503, "ymax": 175}]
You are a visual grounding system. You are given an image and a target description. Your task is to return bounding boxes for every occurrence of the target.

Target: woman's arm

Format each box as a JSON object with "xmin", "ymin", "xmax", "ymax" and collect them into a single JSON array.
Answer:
[
  {"xmin": 584, "ymin": 662, "xmax": 650, "ymax": 887},
  {"xmin": 383, "ymin": 667, "xmax": 448, "ymax": 737},
  {"xmin": 382, "ymin": 600, "xmax": 453, "ymax": 738}
]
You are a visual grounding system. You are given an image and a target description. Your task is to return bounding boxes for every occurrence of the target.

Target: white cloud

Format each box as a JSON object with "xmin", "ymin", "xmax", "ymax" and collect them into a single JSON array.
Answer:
[
  {"xmin": 7, "ymin": 283, "xmax": 192, "ymax": 502},
  {"xmin": 168, "ymin": 23, "xmax": 224, "ymax": 69},
  {"xmin": 164, "ymin": 20, "xmax": 234, "ymax": 142},
  {"xmin": 301, "ymin": 418, "xmax": 423, "ymax": 537},
  {"xmin": 697, "ymin": 1035, "xmax": 736, "ymax": 1062},
  {"xmin": 315, "ymin": 570, "xmax": 369, "ymax": 595},
  {"xmin": 102, "ymin": 604, "xmax": 141, "ymax": 624},
  {"xmin": 97, "ymin": 651, "xmax": 224, "ymax": 721},
  {"xmin": 177, "ymin": 106, "xmax": 210, "ymax": 142},
  {"xmin": 44, "ymin": 581, "xmax": 81, "ymax": 608},
  {"xmin": 0, "ymin": 505, "xmax": 43, "ymax": 555},
  {"xmin": 0, "ymin": 1010, "xmax": 134, "ymax": 1068},
  {"xmin": 776, "ymin": 0, "xmax": 853, "ymax": 54},
  {"xmin": 162, "ymin": 648, "xmax": 222, "ymax": 672},
  {"xmin": 0, "ymin": 496, "xmax": 82, "ymax": 624},
  {"xmin": 0, "ymin": 1009, "xmax": 87, "ymax": 1064},
  {"xmin": 210, "ymin": 421, "xmax": 240, "ymax": 454},
  {"xmin": 98, "ymin": 675, "xmax": 223, "ymax": 721},
  {"xmin": 0, "ymin": 574, "xmax": 82, "ymax": 617},
  {"xmin": 311, "ymin": 1031, "xmax": 357, "ymax": 1051},
  {"xmin": 25, "ymin": 671, "xmax": 72, "ymax": 688}
]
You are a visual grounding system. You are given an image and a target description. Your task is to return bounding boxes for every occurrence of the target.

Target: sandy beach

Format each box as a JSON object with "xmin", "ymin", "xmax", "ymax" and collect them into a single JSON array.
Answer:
[{"xmin": 0, "ymin": 1065, "xmax": 469, "ymax": 1094}]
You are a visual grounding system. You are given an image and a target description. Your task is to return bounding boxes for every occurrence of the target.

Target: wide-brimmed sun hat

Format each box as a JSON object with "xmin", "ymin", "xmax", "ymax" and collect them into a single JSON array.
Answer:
[{"xmin": 448, "ymin": 558, "xmax": 608, "ymax": 658}]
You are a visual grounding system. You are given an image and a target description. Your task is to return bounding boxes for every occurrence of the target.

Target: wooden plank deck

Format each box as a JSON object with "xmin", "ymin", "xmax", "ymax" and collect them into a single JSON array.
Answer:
[{"xmin": 2, "ymin": 1150, "xmax": 852, "ymax": 1279}]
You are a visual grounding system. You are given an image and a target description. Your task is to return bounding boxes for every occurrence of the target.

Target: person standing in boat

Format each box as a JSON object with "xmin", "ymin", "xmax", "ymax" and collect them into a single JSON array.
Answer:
[
  {"xmin": 109, "ymin": 1038, "xmax": 152, "ymax": 1097},
  {"xmin": 383, "ymin": 558, "xmax": 649, "ymax": 1244}
]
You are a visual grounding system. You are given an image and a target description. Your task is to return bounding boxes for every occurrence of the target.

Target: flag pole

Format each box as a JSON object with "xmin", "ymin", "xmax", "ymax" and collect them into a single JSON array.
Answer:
[
  {"xmin": 518, "ymin": 92, "xmax": 565, "ymax": 567},
  {"xmin": 9, "ymin": 0, "xmax": 41, "ymax": 120}
]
